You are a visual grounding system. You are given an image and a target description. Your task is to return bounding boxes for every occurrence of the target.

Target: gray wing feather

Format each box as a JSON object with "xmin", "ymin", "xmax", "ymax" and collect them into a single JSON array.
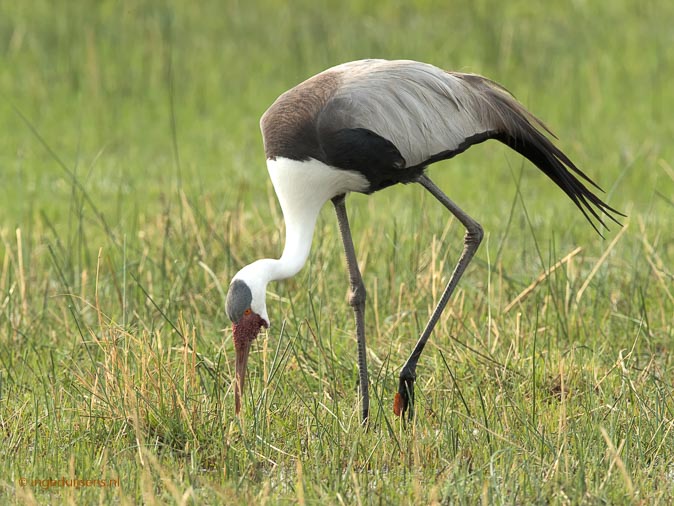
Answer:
[
  {"xmin": 318, "ymin": 60, "xmax": 536, "ymax": 167},
  {"xmin": 310, "ymin": 60, "xmax": 622, "ymax": 233}
]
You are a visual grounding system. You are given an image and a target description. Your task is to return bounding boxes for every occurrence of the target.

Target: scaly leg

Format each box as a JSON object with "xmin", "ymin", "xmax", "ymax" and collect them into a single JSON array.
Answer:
[
  {"xmin": 395, "ymin": 174, "xmax": 484, "ymax": 421},
  {"xmin": 332, "ymin": 194, "xmax": 369, "ymax": 425}
]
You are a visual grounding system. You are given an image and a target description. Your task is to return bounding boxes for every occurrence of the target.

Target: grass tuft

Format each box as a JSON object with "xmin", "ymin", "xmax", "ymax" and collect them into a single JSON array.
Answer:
[{"xmin": 2, "ymin": 0, "xmax": 673, "ymax": 503}]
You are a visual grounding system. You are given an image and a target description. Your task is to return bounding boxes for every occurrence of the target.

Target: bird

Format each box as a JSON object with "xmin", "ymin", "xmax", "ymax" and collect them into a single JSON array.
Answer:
[{"xmin": 225, "ymin": 59, "xmax": 622, "ymax": 423}]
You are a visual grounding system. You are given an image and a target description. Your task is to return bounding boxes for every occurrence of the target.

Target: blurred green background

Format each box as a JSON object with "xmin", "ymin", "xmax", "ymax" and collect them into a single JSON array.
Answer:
[
  {"xmin": 1, "ymin": 1, "xmax": 673, "ymax": 503},
  {"xmin": 2, "ymin": 0, "xmax": 671, "ymax": 224}
]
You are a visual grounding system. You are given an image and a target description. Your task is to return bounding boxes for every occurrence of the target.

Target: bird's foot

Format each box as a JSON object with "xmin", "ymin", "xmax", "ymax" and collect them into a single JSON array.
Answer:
[{"xmin": 393, "ymin": 374, "xmax": 415, "ymax": 421}]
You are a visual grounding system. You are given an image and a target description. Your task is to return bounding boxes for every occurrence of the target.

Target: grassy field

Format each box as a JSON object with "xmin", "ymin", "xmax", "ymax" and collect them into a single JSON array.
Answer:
[{"xmin": 1, "ymin": 0, "xmax": 673, "ymax": 503}]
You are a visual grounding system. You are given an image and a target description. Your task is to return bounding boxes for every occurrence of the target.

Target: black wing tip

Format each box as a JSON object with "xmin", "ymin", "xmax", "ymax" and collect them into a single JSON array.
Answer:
[
  {"xmin": 585, "ymin": 195, "xmax": 626, "ymax": 237},
  {"xmin": 455, "ymin": 75, "xmax": 625, "ymax": 237},
  {"xmin": 568, "ymin": 163, "xmax": 626, "ymax": 234},
  {"xmin": 498, "ymin": 129, "xmax": 625, "ymax": 237},
  {"xmin": 561, "ymin": 174, "xmax": 625, "ymax": 237},
  {"xmin": 566, "ymin": 179, "xmax": 626, "ymax": 237}
]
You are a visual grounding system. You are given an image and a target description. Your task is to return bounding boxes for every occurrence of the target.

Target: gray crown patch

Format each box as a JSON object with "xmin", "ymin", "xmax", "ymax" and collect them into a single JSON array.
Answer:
[{"xmin": 226, "ymin": 279, "xmax": 252, "ymax": 323}]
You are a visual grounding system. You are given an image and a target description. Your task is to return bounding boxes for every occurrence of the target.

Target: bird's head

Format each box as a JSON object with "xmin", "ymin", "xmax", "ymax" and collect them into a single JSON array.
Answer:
[{"xmin": 226, "ymin": 276, "xmax": 269, "ymax": 415}]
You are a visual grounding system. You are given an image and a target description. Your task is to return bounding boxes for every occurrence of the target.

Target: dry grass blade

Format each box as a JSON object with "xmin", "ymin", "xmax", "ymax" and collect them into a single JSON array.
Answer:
[
  {"xmin": 503, "ymin": 246, "xmax": 582, "ymax": 313},
  {"xmin": 599, "ymin": 427, "xmax": 634, "ymax": 497},
  {"xmin": 575, "ymin": 224, "xmax": 628, "ymax": 304},
  {"xmin": 638, "ymin": 218, "xmax": 674, "ymax": 304}
]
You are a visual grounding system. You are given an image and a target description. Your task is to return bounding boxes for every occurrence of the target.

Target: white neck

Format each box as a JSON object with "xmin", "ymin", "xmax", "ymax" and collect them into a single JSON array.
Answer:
[{"xmin": 235, "ymin": 157, "xmax": 369, "ymax": 286}]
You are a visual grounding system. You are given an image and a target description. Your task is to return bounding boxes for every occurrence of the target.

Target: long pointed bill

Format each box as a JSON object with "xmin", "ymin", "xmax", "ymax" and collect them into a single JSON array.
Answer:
[
  {"xmin": 232, "ymin": 314, "xmax": 268, "ymax": 415},
  {"xmin": 234, "ymin": 338, "xmax": 252, "ymax": 415}
]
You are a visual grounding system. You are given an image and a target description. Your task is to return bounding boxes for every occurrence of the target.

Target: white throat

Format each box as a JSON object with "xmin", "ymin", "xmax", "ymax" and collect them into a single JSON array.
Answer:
[
  {"xmin": 268, "ymin": 157, "xmax": 369, "ymax": 276},
  {"xmin": 232, "ymin": 157, "xmax": 369, "ymax": 322}
]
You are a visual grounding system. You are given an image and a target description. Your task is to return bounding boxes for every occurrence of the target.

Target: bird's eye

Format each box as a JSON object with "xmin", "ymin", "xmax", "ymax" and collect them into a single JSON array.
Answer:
[{"xmin": 244, "ymin": 308, "xmax": 252, "ymax": 316}]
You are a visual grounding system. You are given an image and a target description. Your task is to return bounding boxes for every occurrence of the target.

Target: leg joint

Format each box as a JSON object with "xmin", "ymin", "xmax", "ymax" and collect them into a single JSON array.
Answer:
[
  {"xmin": 349, "ymin": 280, "xmax": 366, "ymax": 308},
  {"xmin": 465, "ymin": 222, "xmax": 484, "ymax": 246},
  {"xmin": 399, "ymin": 365, "xmax": 416, "ymax": 382}
]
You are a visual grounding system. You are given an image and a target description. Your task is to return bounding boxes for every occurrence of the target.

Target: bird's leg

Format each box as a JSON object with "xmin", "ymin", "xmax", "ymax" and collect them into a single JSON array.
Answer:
[
  {"xmin": 332, "ymin": 194, "xmax": 369, "ymax": 425},
  {"xmin": 396, "ymin": 174, "xmax": 483, "ymax": 421}
]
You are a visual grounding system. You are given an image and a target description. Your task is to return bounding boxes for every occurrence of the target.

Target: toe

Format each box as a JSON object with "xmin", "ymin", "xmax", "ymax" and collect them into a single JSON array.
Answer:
[{"xmin": 393, "ymin": 392, "xmax": 405, "ymax": 416}]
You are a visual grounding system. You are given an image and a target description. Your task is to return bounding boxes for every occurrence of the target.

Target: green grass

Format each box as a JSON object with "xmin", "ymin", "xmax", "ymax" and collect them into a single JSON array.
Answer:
[{"xmin": 1, "ymin": 0, "xmax": 673, "ymax": 503}]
